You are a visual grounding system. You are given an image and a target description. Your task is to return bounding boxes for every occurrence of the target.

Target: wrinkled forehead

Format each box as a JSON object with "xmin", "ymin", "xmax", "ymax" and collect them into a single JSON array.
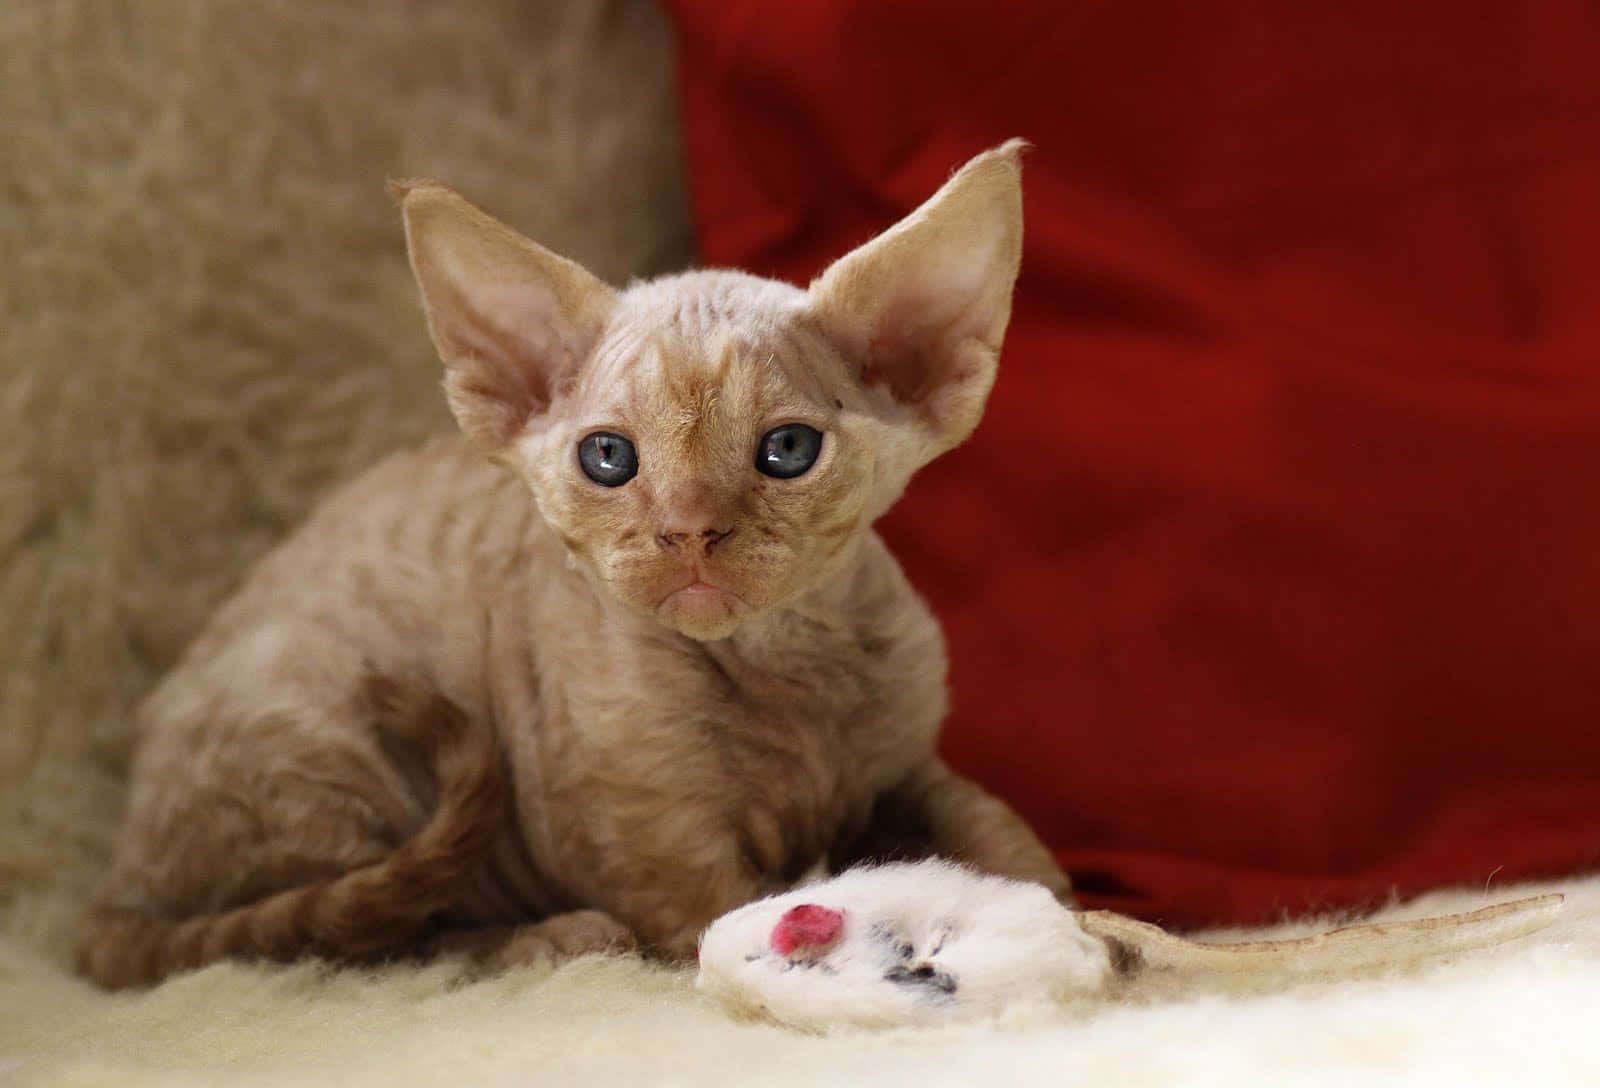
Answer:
[{"xmin": 574, "ymin": 273, "xmax": 841, "ymax": 418}]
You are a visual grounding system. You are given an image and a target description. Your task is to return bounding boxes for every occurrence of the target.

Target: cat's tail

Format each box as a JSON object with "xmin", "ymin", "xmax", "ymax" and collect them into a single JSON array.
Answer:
[
  {"xmin": 75, "ymin": 676, "xmax": 506, "ymax": 990},
  {"xmin": 1077, "ymin": 893, "xmax": 1564, "ymax": 981}
]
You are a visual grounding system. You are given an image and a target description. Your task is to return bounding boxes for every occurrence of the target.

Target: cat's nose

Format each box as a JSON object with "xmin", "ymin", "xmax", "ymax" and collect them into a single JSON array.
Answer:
[
  {"xmin": 657, "ymin": 526, "xmax": 733, "ymax": 555},
  {"xmin": 656, "ymin": 486, "xmax": 733, "ymax": 554}
]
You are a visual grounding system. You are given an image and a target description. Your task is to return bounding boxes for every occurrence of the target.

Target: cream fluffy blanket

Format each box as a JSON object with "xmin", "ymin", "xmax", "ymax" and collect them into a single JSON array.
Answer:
[
  {"xmin": 5, "ymin": 875, "xmax": 1597, "ymax": 1085},
  {"xmin": 2, "ymin": 1, "xmax": 1595, "ymax": 1083}
]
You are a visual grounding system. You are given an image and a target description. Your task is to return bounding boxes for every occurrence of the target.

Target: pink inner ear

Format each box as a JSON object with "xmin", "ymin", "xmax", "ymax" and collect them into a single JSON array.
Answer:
[{"xmin": 771, "ymin": 904, "xmax": 845, "ymax": 956}]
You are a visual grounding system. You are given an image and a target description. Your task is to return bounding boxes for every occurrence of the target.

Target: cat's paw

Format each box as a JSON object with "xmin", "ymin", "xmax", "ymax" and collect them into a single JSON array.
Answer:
[
  {"xmin": 432, "ymin": 911, "xmax": 637, "ymax": 973},
  {"xmin": 530, "ymin": 909, "xmax": 639, "ymax": 958}
]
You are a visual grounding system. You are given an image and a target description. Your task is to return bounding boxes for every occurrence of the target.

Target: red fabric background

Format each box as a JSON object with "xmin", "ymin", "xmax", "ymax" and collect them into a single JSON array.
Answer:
[{"xmin": 661, "ymin": 0, "xmax": 1600, "ymax": 927}]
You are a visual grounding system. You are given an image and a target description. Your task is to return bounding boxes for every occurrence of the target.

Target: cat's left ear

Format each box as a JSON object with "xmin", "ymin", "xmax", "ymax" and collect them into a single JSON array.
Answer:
[
  {"xmin": 809, "ymin": 140, "xmax": 1025, "ymax": 457},
  {"xmin": 392, "ymin": 180, "xmax": 618, "ymax": 454}
]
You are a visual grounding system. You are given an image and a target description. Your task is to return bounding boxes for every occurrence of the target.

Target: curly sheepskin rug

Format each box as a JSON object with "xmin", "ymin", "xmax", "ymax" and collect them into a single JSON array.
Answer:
[{"xmin": 2, "ymin": 2, "xmax": 1597, "ymax": 1084}]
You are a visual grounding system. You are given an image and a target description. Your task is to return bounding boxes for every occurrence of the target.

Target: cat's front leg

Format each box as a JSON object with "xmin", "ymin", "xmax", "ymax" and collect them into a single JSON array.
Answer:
[
  {"xmin": 586, "ymin": 838, "xmax": 791, "ymax": 962},
  {"xmin": 423, "ymin": 910, "xmax": 637, "ymax": 973},
  {"xmin": 621, "ymin": 873, "xmax": 792, "ymax": 962},
  {"xmin": 873, "ymin": 758, "xmax": 1073, "ymax": 902}
]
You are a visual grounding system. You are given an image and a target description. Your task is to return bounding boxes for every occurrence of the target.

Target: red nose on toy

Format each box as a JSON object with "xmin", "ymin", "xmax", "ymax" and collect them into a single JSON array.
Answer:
[{"xmin": 770, "ymin": 904, "xmax": 845, "ymax": 956}]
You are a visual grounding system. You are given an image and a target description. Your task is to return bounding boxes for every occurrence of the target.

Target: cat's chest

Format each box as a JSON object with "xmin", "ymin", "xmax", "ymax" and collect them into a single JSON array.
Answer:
[
  {"xmin": 687, "ymin": 628, "xmax": 924, "ymax": 866},
  {"xmin": 545, "ymin": 615, "xmax": 932, "ymax": 868},
  {"xmin": 708, "ymin": 634, "xmax": 885, "ymax": 728},
  {"xmin": 708, "ymin": 619, "xmax": 916, "ymax": 762}
]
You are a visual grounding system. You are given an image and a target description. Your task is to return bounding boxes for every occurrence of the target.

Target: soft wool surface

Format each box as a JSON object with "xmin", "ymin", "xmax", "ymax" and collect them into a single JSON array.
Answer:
[
  {"xmin": 3, "ymin": 1, "xmax": 1596, "ymax": 1083},
  {"xmin": 4, "ymin": 876, "xmax": 1599, "ymax": 1084}
]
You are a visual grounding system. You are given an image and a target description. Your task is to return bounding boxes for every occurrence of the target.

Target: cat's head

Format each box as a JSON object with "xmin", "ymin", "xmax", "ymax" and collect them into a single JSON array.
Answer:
[{"xmin": 395, "ymin": 142, "xmax": 1025, "ymax": 640}]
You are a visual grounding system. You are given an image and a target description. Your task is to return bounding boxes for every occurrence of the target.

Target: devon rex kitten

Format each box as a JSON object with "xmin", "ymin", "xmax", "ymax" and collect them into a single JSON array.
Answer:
[{"xmin": 76, "ymin": 141, "xmax": 1070, "ymax": 989}]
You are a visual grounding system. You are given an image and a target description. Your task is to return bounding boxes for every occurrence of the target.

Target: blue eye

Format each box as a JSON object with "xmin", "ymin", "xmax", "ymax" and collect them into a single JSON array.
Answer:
[
  {"xmin": 578, "ymin": 432, "xmax": 638, "ymax": 487},
  {"xmin": 755, "ymin": 424, "xmax": 823, "ymax": 479}
]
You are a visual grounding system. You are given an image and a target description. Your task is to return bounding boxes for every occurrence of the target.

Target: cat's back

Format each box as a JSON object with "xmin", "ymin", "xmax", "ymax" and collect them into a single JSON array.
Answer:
[
  {"xmin": 102, "ymin": 434, "xmax": 544, "ymax": 918},
  {"xmin": 147, "ymin": 434, "xmax": 542, "ymax": 724},
  {"xmin": 268, "ymin": 432, "xmax": 530, "ymax": 581}
]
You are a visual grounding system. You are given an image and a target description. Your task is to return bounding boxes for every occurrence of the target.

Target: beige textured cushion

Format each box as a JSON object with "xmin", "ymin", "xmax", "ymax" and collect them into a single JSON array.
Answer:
[{"xmin": 0, "ymin": 0, "xmax": 690, "ymax": 958}]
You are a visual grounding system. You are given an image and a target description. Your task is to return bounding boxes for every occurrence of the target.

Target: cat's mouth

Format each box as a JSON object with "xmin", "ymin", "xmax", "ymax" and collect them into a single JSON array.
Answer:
[
  {"xmin": 655, "ymin": 573, "xmax": 749, "ymax": 639},
  {"xmin": 673, "ymin": 580, "xmax": 727, "ymax": 600},
  {"xmin": 657, "ymin": 570, "xmax": 742, "ymax": 602}
]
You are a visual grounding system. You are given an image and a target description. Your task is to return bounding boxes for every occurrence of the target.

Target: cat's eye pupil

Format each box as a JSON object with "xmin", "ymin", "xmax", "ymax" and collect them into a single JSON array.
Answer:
[
  {"xmin": 578, "ymin": 431, "xmax": 638, "ymax": 487},
  {"xmin": 755, "ymin": 424, "xmax": 823, "ymax": 480}
]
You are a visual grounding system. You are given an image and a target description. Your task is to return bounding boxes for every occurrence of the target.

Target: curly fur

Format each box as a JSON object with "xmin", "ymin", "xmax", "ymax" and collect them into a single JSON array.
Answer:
[{"xmin": 72, "ymin": 142, "xmax": 1067, "ymax": 985}]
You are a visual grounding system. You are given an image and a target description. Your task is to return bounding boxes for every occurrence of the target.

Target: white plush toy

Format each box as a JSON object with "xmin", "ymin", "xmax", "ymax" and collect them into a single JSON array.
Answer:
[{"xmin": 696, "ymin": 860, "xmax": 1563, "ymax": 1031}]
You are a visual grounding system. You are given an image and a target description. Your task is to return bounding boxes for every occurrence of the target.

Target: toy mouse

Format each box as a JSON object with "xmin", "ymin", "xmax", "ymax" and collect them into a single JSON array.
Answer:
[{"xmin": 696, "ymin": 860, "xmax": 1564, "ymax": 1030}]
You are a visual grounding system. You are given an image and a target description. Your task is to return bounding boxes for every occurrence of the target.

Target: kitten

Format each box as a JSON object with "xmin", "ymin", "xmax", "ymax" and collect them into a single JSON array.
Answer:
[
  {"xmin": 696, "ymin": 860, "xmax": 1565, "ymax": 1030},
  {"xmin": 75, "ymin": 141, "xmax": 1072, "ymax": 989}
]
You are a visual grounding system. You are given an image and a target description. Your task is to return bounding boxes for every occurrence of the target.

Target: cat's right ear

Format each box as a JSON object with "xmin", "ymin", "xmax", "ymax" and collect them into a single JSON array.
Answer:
[{"xmin": 391, "ymin": 180, "xmax": 617, "ymax": 454}]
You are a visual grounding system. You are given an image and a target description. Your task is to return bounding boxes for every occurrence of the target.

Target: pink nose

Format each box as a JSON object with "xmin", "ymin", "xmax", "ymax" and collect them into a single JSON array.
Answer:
[
  {"xmin": 656, "ymin": 526, "xmax": 732, "ymax": 554},
  {"xmin": 770, "ymin": 904, "xmax": 845, "ymax": 956}
]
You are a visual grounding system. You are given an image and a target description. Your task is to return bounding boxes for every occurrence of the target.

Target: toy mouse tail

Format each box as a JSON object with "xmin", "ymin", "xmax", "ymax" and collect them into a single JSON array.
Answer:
[{"xmin": 1077, "ymin": 893, "xmax": 1564, "ymax": 980}]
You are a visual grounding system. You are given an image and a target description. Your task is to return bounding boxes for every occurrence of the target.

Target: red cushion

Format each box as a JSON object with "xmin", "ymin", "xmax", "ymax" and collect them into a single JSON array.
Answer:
[{"xmin": 661, "ymin": 0, "xmax": 1600, "ymax": 927}]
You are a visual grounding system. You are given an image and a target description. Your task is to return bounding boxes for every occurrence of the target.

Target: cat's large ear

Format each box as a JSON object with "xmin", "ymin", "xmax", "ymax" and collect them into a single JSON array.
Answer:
[
  {"xmin": 809, "ymin": 140, "xmax": 1025, "ymax": 457},
  {"xmin": 392, "ymin": 180, "xmax": 618, "ymax": 453}
]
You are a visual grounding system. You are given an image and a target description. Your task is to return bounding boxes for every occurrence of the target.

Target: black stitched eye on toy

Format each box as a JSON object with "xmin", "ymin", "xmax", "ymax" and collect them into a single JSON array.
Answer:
[
  {"xmin": 578, "ymin": 432, "xmax": 638, "ymax": 487},
  {"xmin": 883, "ymin": 963, "xmax": 958, "ymax": 996},
  {"xmin": 755, "ymin": 424, "xmax": 822, "ymax": 479}
]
